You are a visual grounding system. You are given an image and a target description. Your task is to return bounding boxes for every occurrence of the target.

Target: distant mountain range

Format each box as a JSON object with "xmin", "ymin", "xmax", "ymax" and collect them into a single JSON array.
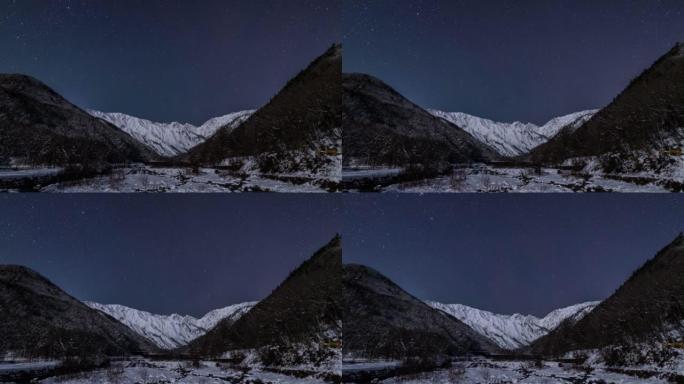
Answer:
[
  {"xmin": 429, "ymin": 110, "xmax": 597, "ymax": 157},
  {"xmin": 88, "ymin": 110, "xmax": 254, "ymax": 157},
  {"xmin": 85, "ymin": 301, "xmax": 256, "ymax": 350},
  {"xmin": 86, "ymin": 290, "xmax": 598, "ymax": 354},
  {"xmin": 427, "ymin": 301, "xmax": 599, "ymax": 349}
]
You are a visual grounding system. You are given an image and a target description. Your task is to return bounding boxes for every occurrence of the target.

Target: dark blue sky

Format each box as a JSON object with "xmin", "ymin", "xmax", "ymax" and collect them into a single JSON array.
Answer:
[
  {"xmin": 0, "ymin": 0, "xmax": 339, "ymax": 124},
  {"xmin": 344, "ymin": 0, "xmax": 684, "ymax": 124},
  {"xmin": 0, "ymin": 195, "xmax": 339, "ymax": 317},
  {"xmin": 343, "ymin": 195, "xmax": 684, "ymax": 317}
]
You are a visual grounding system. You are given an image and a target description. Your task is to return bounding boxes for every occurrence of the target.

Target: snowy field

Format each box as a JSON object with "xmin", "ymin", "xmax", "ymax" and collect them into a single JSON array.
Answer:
[
  {"xmin": 0, "ymin": 360, "xmax": 60, "ymax": 373},
  {"xmin": 342, "ymin": 359, "xmax": 401, "ymax": 372},
  {"xmin": 342, "ymin": 167, "xmax": 403, "ymax": 181},
  {"xmin": 2, "ymin": 359, "xmax": 336, "ymax": 384},
  {"xmin": 379, "ymin": 165, "xmax": 672, "ymax": 193},
  {"xmin": 0, "ymin": 167, "xmax": 63, "ymax": 179},
  {"xmin": 351, "ymin": 357, "xmax": 684, "ymax": 384},
  {"xmin": 39, "ymin": 165, "xmax": 335, "ymax": 193}
]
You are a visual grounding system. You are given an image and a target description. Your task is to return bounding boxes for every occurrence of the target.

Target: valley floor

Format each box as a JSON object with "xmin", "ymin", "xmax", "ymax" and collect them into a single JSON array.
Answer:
[
  {"xmin": 2, "ymin": 358, "xmax": 335, "ymax": 384},
  {"xmin": 344, "ymin": 164, "xmax": 677, "ymax": 192},
  {"xmin": 0, "ymin": 165, "xmax": 336, "ymax": 192},
  {"xmin": 0, "ymin": 167, "xmax": 63, "ymax": 180},
  {"xmin": 346, "ymin": 357, "xmax": 684, "ymax": 384}
]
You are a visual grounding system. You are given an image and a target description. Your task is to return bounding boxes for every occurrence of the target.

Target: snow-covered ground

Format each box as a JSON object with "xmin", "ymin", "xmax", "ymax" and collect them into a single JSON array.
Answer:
[
  {"xmin": 226, "ymin": 147, "xmax": 342, "ymax": 183},
  {"xmin": 568, "ymin": 152, "xmax": 684, "ymax": 185},
  {"xmin": 18, "ymin": 358, "xmax": 334, "ymax": 384},
  {"xmin": 214, "ymin": 325, "xmax": 342, "ymax": 377},
  {"xmin": 427, "ymin": 301, "xmax": 599, "ymax": 349},
  {"xmin": 381, "ymin": 165, "xmax": 671, "ymax": 193},
  {"xmin": 0, "ymin": 360, "xmax": 60, "ymax": 373},
  {"xmin": 0, "ymin": 167, "xmax": 63, "ymax": 179},
  {"xmin": 86, "ymin": 302, "xmax": 256, "ymax": 349},
  {"xmin": 342, "ymin": 166, "xmax": 403, "ymax": 181},
  {"xmin": 343, "ymin": 359, "xmax": 401, "ymax": 373},
  {"xmin": 355, "ymin": 356, "xmax": 684, "ymax": 384},
  {"xmin": 40, "ymin": 165, "xmax": 334, "ymax": 193}
]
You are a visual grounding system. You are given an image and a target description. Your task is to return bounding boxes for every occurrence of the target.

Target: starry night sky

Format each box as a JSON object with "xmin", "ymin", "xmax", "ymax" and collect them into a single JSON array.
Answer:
[
  {"xmin": 343, "ymin": 195, "xmax": 684, "ymax": 317},
  {"xmin": 0, "ymin": 0, "xmax": 339, "ymax": 125},
  {"xmin": 0, "ymin": 195, "xmax": 340, "ymax": 317},
  {"xmin": 344, "ymin": 0, "xmax": 684, "ymax": 124}
]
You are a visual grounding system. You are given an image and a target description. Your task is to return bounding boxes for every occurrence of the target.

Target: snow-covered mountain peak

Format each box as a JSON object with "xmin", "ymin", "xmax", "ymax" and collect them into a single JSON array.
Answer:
[
  {"xmin": 86, "ymin": 301, "xmax": 257, "ymax": 350},
  {"xmin": 88, "ymin": 109, "xmax": 254, "ymax": 157},
  {"xmin": 429, "ymin": 109, "xmax": 598, "ymax": 157},
  {"xmin": 195, "ymin": 110, "xmax": 256, "ymax": 138},
  {"xmin": 538, "ymin": 110, "xmax": 599, "ymax": 136},
  {"xmin": 537, "ymin": 301, "xmax": 599, "ymax": 331},
  {"xmin": 426, "ymin": 301, "xmax": 599, "ymax": 350}
]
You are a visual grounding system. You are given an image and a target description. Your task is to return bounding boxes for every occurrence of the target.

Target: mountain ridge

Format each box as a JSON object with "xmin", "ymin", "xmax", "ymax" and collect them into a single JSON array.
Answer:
[
  {"xmin": 430, "ymin": 109, "xmax": 597, "ymax": 157},
  {"xmin": 343, "ymin": 263, "xmax": 500, "ymax": 361},
  {"xmin": 0, "ymin": 74, "xmax": 155, "ymax": 166},
  {"xmin": 343, "ymin": 73, "xmax": 499, "ymax": 167},
  {"xmin": 86, "ymin": 301, "xmax": 256, "ymax": 350},
  {"xmin": 529, "ymin": 233, "xmax": 684, "ymax": 356},
  {"xmin": 528, "ymin": 42, "xmax": 684, "ymax": 170},
  {"xmin": 185, "ymin": 44, "xmax": 342, "ymax": 177},
  {"xmin": 0, "ymin": 265, "xmax": 157, "ymax": 359},
  {"xmin": 184, "ymin": 236, "xmax": 342, "ymax": 364},
  {"xmin": 427, "ymin": 301, "xmax": 599, "ymax": 349},
  {"xmin": 89, "ymin": 110, "xmax": 254, "ymax": 157}
]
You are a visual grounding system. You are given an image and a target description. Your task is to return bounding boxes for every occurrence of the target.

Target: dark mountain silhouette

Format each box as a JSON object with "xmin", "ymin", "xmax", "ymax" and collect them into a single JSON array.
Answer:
[
  {"xmin": 184, "ymin": 236, "xmax": 342, "ymax": 361},
  {"xmin": 528, "ymin": 43, "xmax": 684, "ymax": 169},
  {"xmin": 342, "ymin": 73, "xmax": 499, "ymax": 168},
  {"xmin": 529, "ymin": 233, "xmax": 684, "ymax": 356},
  {"xmin": 185, "ymin": 44, "xmax": 342, "ymax": 175},
  {"xmin": 0, "ymin": 265, "xmax": 157, "ymax": 359},
  {"xmin": 0, "ymin": 74, "xmax": 155, "ymax": 166},
  {"xmin": 343, "ymin": 264, "xmax": 499, "ymax": 361}
]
